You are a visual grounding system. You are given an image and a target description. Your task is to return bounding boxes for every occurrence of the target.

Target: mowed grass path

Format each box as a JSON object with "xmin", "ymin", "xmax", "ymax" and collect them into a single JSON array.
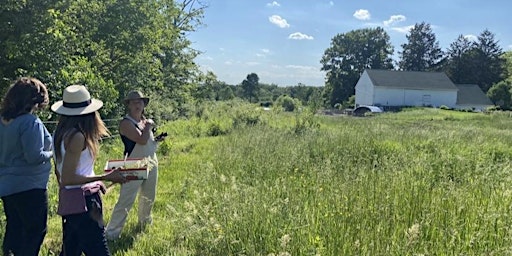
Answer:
[{"xmin": 4, "ymin": 107, "xmax": 512, "ymax": 255}]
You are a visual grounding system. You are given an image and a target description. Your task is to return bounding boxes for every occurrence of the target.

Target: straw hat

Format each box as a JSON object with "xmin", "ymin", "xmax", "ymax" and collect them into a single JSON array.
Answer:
[
  {"xmin": 51, "ymin": 85, "xmax": 103, "ymax": 116},
  {"xmin": 124, "ymin": 90, "xmax": 149, "ymax": 105}
]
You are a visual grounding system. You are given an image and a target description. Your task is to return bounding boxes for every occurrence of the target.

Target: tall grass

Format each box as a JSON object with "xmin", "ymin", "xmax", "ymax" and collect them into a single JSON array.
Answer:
[{"xmin": 3, "ymin": 105, "xmax": 512, "ymax": 255}]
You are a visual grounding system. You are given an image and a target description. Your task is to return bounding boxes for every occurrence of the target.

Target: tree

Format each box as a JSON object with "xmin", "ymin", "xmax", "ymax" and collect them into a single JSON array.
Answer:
[
  {"xmin": 504, "ymin": 51, "xmax": 512, "ymax": 82},
  {"xmin": 275, "ymin": 95, "xmax": 300, "ymax": 112},
  {"xmin": 487, "ymin": 80, "xmax": 512, "ymax": 109},
  {"xmin": 241, "ymin": 73, "xmax": 260, "ymax": 103},
  {"xmin": 320, "ymin": 27, "xmax": 394, "ymax": 107},
  {"xmin": 398, "ymin": 22, "xmax": 444, "ymax": 71},
  {"xmin": 0, "ymin": 0, "xmax": 206, "ymax": 119},
  {"xmin": 443, "ymin": 30, "xmax": 506, "ymax": 93},
  {"xmin": 471, "ymin": 29, "xmax": 506, "ymax": 92},
  {"xmin": 0, "ymin": 0, "xmax": 62, "ymax": 93},
  {"xmin": 443, "ymin": 35, "xmax": 472, "ymax": 82}
]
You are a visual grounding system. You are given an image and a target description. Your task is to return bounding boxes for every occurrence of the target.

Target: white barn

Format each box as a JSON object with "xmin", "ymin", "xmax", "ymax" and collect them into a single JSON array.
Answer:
[
  {"xmin": 454, "ymin": 84, "xmax": 493, "ymax": 111},
  {"xmin": 355, "ymin": 69, "xmax": 493, "ymax": 111}
]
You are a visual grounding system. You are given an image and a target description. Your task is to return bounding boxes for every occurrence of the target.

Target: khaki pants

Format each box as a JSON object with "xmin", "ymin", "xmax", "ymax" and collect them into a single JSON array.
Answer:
[{"xmin": 105, "ymin": 165, "xmax": 158, "ymax": 239}]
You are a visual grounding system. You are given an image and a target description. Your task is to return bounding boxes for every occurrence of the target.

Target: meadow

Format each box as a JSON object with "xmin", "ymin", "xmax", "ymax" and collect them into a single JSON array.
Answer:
[{"xmin": 3, "ymin": 103, "xmax": 512, "ymax": 255}]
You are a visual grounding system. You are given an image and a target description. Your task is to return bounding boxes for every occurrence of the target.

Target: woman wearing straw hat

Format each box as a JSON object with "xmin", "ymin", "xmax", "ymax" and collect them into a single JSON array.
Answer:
[
  {"xmin": 51, "ymin": 85, "xmax": 126, "ymax": 255},
  {"xmin": 0, "ymin": 77, "xmax": 52, "ymax": 256},
  {"xmin": 105, "ymin": 90, "xmax": 164, "ymax": 240}
]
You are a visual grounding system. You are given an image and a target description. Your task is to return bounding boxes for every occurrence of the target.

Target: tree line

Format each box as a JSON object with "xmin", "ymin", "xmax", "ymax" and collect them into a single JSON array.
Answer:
[
  {"xmin": 320, "ymin": 22, "xmax": 512, "ymax": 109},
  {"xmin": 1, "ymin": 0, "xmax": 207, "ymax": 120},
  {"xmin": 2, "ymin": 2, "xmax": 511, "ymax": 117}
]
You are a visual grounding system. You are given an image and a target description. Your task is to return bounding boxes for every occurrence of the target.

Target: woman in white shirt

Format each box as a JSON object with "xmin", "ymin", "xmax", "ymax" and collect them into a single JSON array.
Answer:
[{"xmin": 52, "ymin": 85, "xmax": 126, "ymax": 256}]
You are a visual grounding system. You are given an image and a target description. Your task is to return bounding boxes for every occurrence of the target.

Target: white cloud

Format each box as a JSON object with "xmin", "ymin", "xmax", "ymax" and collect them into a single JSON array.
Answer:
[
  {"xmin": 285, "ymin": 65, "xmax": 318, "ymax": 71},
  {"xmin": 258, "ymin": 64, "xmax": 325, "ymax": 85},
  {"xmin": 269, "ymin": 15, "xmax": 290, "ymax": 28},
  {"xmin": 266, "ymin": 1, "xmax": 280, "ymax": 7},
  {"xmin": 383, "ymin": 15, "xmax": 406, "ymax": 27},
  {"xmin": 390, "ymin": 25, "xmax": 414, "ymax": 34},
  {"xmin": 246, "ymin": 62, "xmax": 260, "ymax": 66},
  {"xmin": 508, "ymin": 44, "xmax": 512, "ymax": 49},
  {"xmin": 353, "ymin": 9, "xmax": 371, "ymax": 20},
  {"xmin": 329, "ymin": 1, "xmax": 334, "ymax": 6},
  {"xmin": 464, "ymin": 34, "xmax": 478, "ymax": 41},
  {"xmin": 288, "ymin": 32, "xmax": 314, "ymax": 40},
  {"xmin": 256, "ymin": 49, "xmax": 271, "ymax": 57},
  {"xmin": 224, "ymin": 60, "xmax": 233, "ymax": 65}
]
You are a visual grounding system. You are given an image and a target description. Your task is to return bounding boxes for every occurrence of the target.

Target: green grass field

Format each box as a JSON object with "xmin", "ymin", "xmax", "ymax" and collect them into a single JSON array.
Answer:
[{"xmin": 4, "ymin": 104, "xmax": 512, "ymax": 255}]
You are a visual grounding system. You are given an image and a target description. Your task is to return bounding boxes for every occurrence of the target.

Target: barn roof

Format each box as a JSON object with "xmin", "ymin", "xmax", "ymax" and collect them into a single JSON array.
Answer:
[
  {"xmin": 455, "ymin": 84, "xmax": 493, "ymax": 105},
  {"xmin": 365, "ymin": 69, "xmax": 458, "ymax": 90}
]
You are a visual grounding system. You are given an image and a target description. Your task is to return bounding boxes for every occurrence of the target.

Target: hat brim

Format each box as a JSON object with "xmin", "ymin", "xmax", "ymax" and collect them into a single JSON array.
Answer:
[
  {"xmin": 51, "ymin": 99, "xmax": 103, "ymax": 116},
  {"xmin": 124, "ymin": 98, "xmax": 149, "ymax": 105}
]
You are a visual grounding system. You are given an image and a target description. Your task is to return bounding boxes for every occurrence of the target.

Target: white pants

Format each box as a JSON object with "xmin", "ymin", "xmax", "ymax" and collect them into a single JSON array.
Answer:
[{"xmin": 105, "ymin": 165, "xmax": 158, "ymax": 239}]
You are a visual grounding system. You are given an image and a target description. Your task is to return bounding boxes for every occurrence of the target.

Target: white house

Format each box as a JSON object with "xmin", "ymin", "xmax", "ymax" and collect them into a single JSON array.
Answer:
[{"xmin": 355, "ymin": 69, "xmax": 493, "ymax": 111}]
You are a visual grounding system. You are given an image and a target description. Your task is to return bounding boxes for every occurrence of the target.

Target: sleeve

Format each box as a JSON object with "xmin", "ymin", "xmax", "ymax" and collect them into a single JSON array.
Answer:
[{"xmin": 21, "ymin": 116, "xmax": 53, "ymax": 164}]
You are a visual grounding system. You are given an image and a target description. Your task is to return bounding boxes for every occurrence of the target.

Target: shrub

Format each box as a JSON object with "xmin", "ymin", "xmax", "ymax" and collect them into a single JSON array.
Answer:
[{"xmin": 275, "ymin": 95, "xmax": 301, "ymax": 112}]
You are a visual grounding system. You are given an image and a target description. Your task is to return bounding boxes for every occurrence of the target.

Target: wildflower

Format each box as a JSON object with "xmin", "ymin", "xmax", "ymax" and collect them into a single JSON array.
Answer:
[
  {"xmin": 406, "ymin": 223, "xmax": 420, "ymax": 245},
  {"xmin": 280, "ymin": 234, "xmax": 291, "ymax": 248}
]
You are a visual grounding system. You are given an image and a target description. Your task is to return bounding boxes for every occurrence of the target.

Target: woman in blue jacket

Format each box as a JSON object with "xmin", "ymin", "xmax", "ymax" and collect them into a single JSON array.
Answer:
[{"xmin": 0, "ymin": 77, "xmax": 53, "ymax": 256}]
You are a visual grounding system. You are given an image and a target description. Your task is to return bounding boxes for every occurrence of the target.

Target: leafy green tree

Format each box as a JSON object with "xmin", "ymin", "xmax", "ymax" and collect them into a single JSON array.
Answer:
[
  {"xmin": 241, "ymin": 73, "xmax": 260, "ymax": 103},
  {"xmin": 321, "ymin": 27, "xmax": 394, "ymax": 107},
  {"xmin": 258, "ymin": 83, "xmax": 283, "ymax": 103},
  {"xmin": 216, "ymin": 85, "xmax": 235, "ymax": 101},
  {"xmin": 504, "ymin": 51, "xmax": 512, "ymax": 82},
  {"xmin": 398, "ymin": 22, "xmax": 444, "ymax": 71},
  {"xmin": 195, "ymin": 71, "xmax": 218, "ymax": 100},
  {"xmin": 487, "ymin": 80, "xmax": 512, "ymax": 109},
  {"xmin": 0, "ymin": 0, "xmax": 62, "ymax": 93},
  {"xmin": 195, "ymin": 71, "xmax": 235, "ymax": 101},
  {"xmin": 0, "ymin": 0, "xmax": 206, "ymax": 119},
  {"xmin": 288, "ymin": 83, "xmax": 316, "ymax": 105},
  {"xmin": 275, "ymin": 95, "xmax": 300, "ymax": 112}
]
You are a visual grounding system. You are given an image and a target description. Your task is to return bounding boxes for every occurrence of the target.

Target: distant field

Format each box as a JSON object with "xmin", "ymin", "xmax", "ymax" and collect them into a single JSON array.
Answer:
[{"xmin": 3, "ymin": 105, "xmax": 512, "ymax": 255}]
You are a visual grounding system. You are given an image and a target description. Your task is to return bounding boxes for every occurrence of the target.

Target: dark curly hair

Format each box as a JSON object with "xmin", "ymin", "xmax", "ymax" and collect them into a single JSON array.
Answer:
[{"xmin": 0, "ymin": 77, "xmax": 49, "ymax": 121}]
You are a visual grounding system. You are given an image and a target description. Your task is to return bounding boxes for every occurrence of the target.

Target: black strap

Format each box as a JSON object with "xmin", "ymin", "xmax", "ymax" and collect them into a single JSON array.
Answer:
[{"xmin": 120, "ymin": 117, "xmax": 142, "ymax": 156}]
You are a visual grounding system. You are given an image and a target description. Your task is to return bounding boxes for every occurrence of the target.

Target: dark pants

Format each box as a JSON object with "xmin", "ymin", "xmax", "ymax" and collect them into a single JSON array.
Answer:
[
  {"xmin": 60, "ymin": 193, "xmax": 110, "ymax": 256},
  {"xmin": 1, "ymin": 189, "xmax": 48, "ymax": 256}
]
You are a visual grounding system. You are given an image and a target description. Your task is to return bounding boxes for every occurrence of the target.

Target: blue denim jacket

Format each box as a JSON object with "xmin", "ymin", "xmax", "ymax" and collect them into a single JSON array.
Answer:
[{"xmin": 0, "ymin": 113, "xmax": 52, "ymax": 197}]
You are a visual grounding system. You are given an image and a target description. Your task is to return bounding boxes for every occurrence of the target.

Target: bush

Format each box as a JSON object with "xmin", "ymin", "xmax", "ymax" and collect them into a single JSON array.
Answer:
[{"xmin": 275, "ymin": 95, "xmax": 301, "ymax": 112}]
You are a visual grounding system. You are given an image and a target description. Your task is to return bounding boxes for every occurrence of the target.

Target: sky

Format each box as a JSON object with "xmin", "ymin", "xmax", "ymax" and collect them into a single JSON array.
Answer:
[{"xmin": 189, "ymin": 0, "xmax": 512, "ymax": 87}]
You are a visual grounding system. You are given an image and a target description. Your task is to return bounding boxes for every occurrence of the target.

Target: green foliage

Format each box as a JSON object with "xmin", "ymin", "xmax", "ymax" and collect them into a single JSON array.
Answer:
[
  {"xmin": 399, "ymin": 22, "xmax": 444, "ymax": 71},
  {"xmin": 241, "ymin": 73, "xmax": 260, "ymax": 103},
  {"xmin": 275, "ymin": 95, "xmax": 301, "ymax": 112},
  {"xmin": 487, "ymin": 80, "xmax": 512, "ymax": 110},
  {"xmin": 444, "ymin": 30, "xmax": 506, "ymax": 93},
  {"xmin": 292, "ymin": 109, "xmax": 320, "ymax": 134},
  {"xmin": 0, "ymin": 0, "xmax": 206, "ymax": 120},
  {"xmin": 504, "ymin": 51, "xmax": 512, "ymax": 82},
  {"xmin": 444, "ymin": 35, "xmax": 475, "ymax": 84},
  {"xmin": 321, "ymin": 27, "xmax": 394, "ymax": 106}
]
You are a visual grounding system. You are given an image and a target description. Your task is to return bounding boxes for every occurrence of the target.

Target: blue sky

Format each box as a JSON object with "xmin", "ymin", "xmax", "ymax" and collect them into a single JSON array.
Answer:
[{"xmin": 189, "ymin": 0, "xmax": 512, "ymax": 87}]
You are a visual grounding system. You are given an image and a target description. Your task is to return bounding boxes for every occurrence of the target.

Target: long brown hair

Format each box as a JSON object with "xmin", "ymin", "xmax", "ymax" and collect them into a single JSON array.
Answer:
[
  {"xmin": 0, "ymin": 77, "xmax": 49, "ymax": 120},
  {"xmin": 53, "ymin": 111, "xmax": 110, "ymax": 163}
]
